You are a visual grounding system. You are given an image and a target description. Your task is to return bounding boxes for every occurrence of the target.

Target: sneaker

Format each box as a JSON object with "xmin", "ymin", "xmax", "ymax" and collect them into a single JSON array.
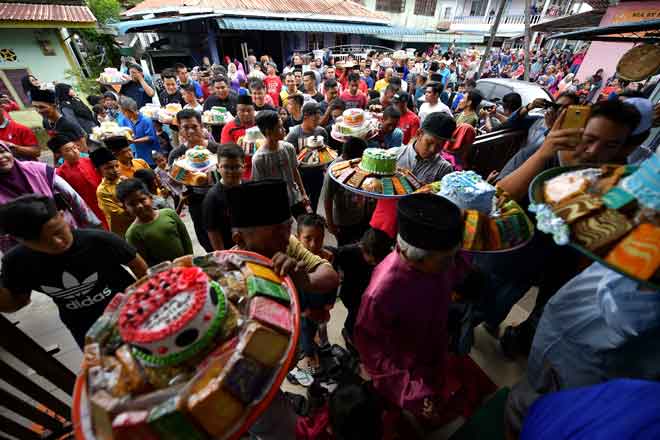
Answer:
[{"xmin": 287, "ymin": 367, "xmax": 314, "ymax": 387}]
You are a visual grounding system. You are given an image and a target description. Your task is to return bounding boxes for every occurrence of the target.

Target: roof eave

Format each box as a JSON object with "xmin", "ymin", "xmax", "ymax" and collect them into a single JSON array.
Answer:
[{"xmin": 0, "ymin": 19, "xmax": 96, "ymax": 28}]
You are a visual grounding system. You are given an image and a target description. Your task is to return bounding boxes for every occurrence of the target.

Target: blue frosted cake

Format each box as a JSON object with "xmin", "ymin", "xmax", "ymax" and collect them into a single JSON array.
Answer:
[
  {"xmin": 621, "ymin": 151, "xmax": 660, "ymax": 210},
  {"xmin": 439, "ymin": 171, "xmax": 496, "ymax": 214}
]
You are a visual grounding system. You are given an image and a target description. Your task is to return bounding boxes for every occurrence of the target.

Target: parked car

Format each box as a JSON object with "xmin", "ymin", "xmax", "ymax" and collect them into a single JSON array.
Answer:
[{"xmin": 475, "ymin": 78, "xmax": 554, "ymax": 107}]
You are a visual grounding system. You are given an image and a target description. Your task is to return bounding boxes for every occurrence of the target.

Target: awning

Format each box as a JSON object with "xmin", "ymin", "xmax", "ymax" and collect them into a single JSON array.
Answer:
[
  {"xmin": 113, "ymin": 14, "xmax": 219, "ymax": 35},
  {"xmin": 531, "ymin": 9, "xmax": 605, "ymax": 33},
  {"xmin": 548, "ymin": 18, "xmax": 660, "ymax": 43},
  {"xmin": 216, "ymin": 17, "xmax": 425, "ymax": 35},
  {"xmin": 378, "ymin": 32, "xmax": 485, "ymax": 43}
]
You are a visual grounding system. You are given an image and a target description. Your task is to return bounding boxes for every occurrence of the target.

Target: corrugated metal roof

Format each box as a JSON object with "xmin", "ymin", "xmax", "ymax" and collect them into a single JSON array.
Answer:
[
  {"xmin": 124, "ymin": 0, "xmax": 388, "ymax": 21},
  {"xmin": 0, "ymin": 2, "xmax": 96, "ymax": 23},
  {"xmin": 216, "ymin": 17, "xmax": 424, "ymax": 35}
]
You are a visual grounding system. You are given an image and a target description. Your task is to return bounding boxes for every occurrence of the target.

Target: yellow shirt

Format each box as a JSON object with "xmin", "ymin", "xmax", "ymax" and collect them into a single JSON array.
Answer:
[
  {"xmin": 374, "ymin": 78, "xmax": 389, "ymax": 93},
  {"xmin": 280, "ymin": 89, "xmax": 302, "ymax": 108},
  {"xmin": 118, "ymin": 159, "xmax": 150, "ymax": 179},
  {"xmin": 96, "ymin": 178, "xmax": 134, "ymax": 237},
  {"xmin": 286, "ymin": 235, "xmax": 330, "ymax": 272}
]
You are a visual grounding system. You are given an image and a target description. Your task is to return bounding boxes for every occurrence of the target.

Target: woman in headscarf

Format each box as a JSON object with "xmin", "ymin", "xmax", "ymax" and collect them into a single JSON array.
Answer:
[
  {"xmin": 54, "ymin": 83, "xmax": 98, "ymax": 135},
  {"xmin": 555, "ymin": 72, "xmax": 575, "ymax": 97},
  {"xmin": 21, "ymin": 75, "xmax": 40, "ymax": 102},
  {"xmin": 586, "ymin": 68, "xmax": 604, "ymax": 103},
  {"xmin": 0, "ymin": 142, "xmax": 101, "ymax": 252},
  {"xmin": 227, "ymin": 62, "xmax": 246, "ymax": 93}
]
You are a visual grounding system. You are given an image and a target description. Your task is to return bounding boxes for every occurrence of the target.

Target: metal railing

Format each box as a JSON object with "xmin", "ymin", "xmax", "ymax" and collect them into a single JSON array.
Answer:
[{"xmin": 452, "ymin": 14, "xmax": 547, "ymax": 25}]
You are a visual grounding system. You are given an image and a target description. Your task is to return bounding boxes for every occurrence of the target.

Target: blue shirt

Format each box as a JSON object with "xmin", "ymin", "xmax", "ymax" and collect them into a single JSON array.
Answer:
[
  {"xmin": 117, "ymin": 113, "xmax": 159, "ymax": 166},
  {"xmin": 362, "ymin": 75, "xmax": 375, "ymax": 89},
  {"xmin": 119, "ymin": 80, "xmax": 153, "ymax": 109},
  {"xmin": 439, "ymin": 67, "xmax": 450, "ymax": 86},
  {"xmin": 180, "ymin": 79, "xmax": 203, "ymax": 98}
]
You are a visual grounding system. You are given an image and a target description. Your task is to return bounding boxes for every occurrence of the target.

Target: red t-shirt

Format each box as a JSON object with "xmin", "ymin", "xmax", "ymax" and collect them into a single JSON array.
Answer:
[
  {"xmin": 264, "ymin": 76, "xmax": 282, "ymax": 107},
  {"xmin": 221, "ymin": 120, "xmax": 254, "ymax": 180},
  {"xmin": 0, "ymin": 119, "xmax": 38, "ymax": 148},
  {"xmin": 56, "ymin": 157, "xmax": 108, "ymax": 230},
  {"xmin": 398, "ymin": 109, "xmax": 420, "ymax": 145},
  {"xmin": 339, "ymin": 91, "xmax": 368, "ymax": 109}
]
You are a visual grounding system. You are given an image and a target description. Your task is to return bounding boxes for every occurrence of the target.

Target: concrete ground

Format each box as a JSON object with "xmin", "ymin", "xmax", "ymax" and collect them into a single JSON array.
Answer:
[{"xmin": 0, "ymin": 156, "xmax": 535, "ymax": 438}]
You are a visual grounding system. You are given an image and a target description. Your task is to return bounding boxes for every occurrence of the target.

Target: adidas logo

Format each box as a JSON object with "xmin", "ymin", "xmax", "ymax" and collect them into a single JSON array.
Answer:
[{"xmin": 41, "ymin": 272, "xmax": 99, "ymax": 301}]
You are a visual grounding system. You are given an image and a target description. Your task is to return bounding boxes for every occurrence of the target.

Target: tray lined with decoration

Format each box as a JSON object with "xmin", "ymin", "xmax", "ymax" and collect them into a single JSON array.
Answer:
[
  {"xmin": 529, "ymin": 161, "xmax": 659, "ymax": 289},
  {"xmin": 72, "ymin": 250, "xmax": 301, "ymax": 440}
]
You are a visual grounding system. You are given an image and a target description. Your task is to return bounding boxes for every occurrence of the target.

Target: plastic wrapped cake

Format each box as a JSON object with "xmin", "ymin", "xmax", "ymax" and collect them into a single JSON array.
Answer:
[
  {"xmin": 170, "ymin": 146, "xmax": 217, "ymax": 186},
  {"xmin": 73, "ymin": 251, "xmax": 300, "ymax": 440},
  {"xmin": 529, "ymin": 156, "xmax": 660, "ymax": 287},
  {"xmin": 158, "ymin": 104, "xmax": 182, "ymax": 124},
  {"xmin": 202, "ymin": 107, "xmax": 233, "ymax": 126},
  {"xmin": 329, "ymin": 148, "xmax": 422, "ymax": 198},
  {"xmin": 241, "ymin": 127, "xmax": 265, "ymax": 156},
  {"xmin": 91, "ymin": 121, "xmax": 134, "ymax": 142},
  {"xmin": 330, "ymin": 109, "xmax": 378, "ymax": 142},
  {"xmin": 297, "ymin": 136, "xmax": 337, "ymax": 167},
  {"xmin": 98, "ymin": 68, "xmax": 129, "ymax": 85}
]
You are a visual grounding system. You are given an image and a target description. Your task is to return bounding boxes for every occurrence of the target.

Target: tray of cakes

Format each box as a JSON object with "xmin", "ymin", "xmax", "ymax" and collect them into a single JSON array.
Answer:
[
  {"xmin": 240, "ymin": 127, "xmax": 265, "ymax": 157},
  {"xmin": 158, "ymin": 104, "xmax": 183, "ymax": 124},
  {"xmin": 528, "ymin": 154, "xmax": 659, "ymax": 289},
  {"xmin": 170, "ymin": 145, "xmax": 217, "ymax": 187},
  {"xmin": 140, "ymin": 104, "xmax": 160, "ymax": 120},
  {"xmin": 329, "ymin": 148, "xmax": 422, "ymax": 199},
  {"xmin": 72, "ymin": 250, "xmax": 300, "ymax": 440},
  {"xmin": 98, "ymin": 68, "xmax": 130, "ymax": 86},
  {"xmin": 202, "ymin": 107, "xmax": 234, "ymax": 126},
  {"xmin": 330, "ymin": 109, "xmax": 379, "ymax": 142},
  {"xmin": 436, "ymin": 171, "xmax": 534, "ymax": 253},
  {"xmin": 297, "ymin": 136, "xmax": 337, "ymax": 168},
  {"xmin": 91, "ymin": 121, "xmax": 134, "ymax": 142}
]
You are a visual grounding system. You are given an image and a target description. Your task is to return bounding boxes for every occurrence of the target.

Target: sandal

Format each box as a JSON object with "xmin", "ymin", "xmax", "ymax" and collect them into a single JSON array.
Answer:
[{"xmin": 287, "ymin": 367, "xmax": 314, "ymax": 387}]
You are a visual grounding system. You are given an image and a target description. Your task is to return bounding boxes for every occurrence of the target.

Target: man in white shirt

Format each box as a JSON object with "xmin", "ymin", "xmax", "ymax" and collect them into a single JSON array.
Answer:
[{"xmin": 418, "ymin": 82, "xmax": 452, "ymax": 124}]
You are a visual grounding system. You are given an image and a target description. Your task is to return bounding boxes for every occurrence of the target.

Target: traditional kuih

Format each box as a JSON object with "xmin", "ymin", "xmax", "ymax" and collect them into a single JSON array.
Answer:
[
  {"xmin": 430, "ymin": 171, "xmax": 534, "ymax": 252},
  {"xmin": 78, "ymin": 251, "xmax": 299, "ymax": 440},
  {"xmin": 530, "ymin": 152, "xmax": 660, "ymax": 286},
  {"xmin": 330, "ymin": 109, "xmax": 378, "ymax": 141},
  {"xmin": 241, "ymin": 126, "xmax": 265, "ymax": 156},
  {"xmin": 297, "ymin": 136, "xmax": 337, "ymax": 167},
  {"xmin": 91, "ymin": 121, "xmax": 134, "ymax": 142},
  {"xmin": 329, "ymin": 148, "xmax": 422, "ymax": 198},
  {"xmin": 169, "ymin": 145, "xmax": 217, "ymax": 186},
  {"xmin": 202, "ymin": 107, "xmax": 233, "ymax": 125}
]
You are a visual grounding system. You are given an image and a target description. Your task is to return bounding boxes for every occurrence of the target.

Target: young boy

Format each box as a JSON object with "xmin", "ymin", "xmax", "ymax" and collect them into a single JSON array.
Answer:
[
  {"xmin": 454, "ymin": 90, "xmax": 483, "ymax": 128},
  {"xmin": 91, "ymin": 147, "xmax": 135, "ymax": 236},
  {"xmin": 252, "ymin": 110, "xmax": 310, "ymax": 217},
  {"xmin": 181, "ymin": 83, "xmax": 203, "ymax": 113},
  {"xmin": 152, "ymin": 151, "xmax": 184, "ymax": 211},
  {"xmin": 203, "ymin": 143, "xmax": 245, "ymax": 251},
  {"xmin": 292, "ymin": 213, "xmax": 337, "ymax": 381},
  {"xmin": 0, "ymin": 194, "xmax": 147, "ymax": 348},
  {"xmin": 334, "ymin": 228, "xmax": 393, "ymax": 343},
  {"xmin": 48, "ymin": 134, "xmax": 107, "ymax": 230},
  {"xmin": 117, "ymin": 178, "xmax": 193, "ymax": 267},
  {"xmin": 134, "ymin": 168, "xmax": 169, "ymax": 209},
  {"xmin": 104, "ymin": 135, "xmax": 150, "ymax": 179}
]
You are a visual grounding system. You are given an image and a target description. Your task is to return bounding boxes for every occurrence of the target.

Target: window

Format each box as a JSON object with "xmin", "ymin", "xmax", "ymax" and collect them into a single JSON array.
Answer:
[
  {"xmin": 335, "ymin": 34, "xmax": 350, "ymax": 47},
  {"xmin": 375, "ymin": 0, "xmax": 406, "ymax": 13},
  {"xmin": 414, "ymin": 0, "xmax": 436, "ymax": 16},
  {"xmin": 469, "ymin": 0, "xmax": 487, "ymax": 15},
  {"xmin": 308, "ymin": 33, "xmax": 324, "ymax": 51},
  {"xmin": 443, "ymin": 6, "xmax": 453, "ymax": 18}
]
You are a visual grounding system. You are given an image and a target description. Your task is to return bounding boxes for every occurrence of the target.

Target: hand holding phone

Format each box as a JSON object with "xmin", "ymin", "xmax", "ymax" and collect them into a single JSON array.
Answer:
[
  {"xmin": 537, "ymin": 109, "xmax": 585, "ymax": 161},
  {"xmin": 560, "ymin": 105, "xmax": 591, "ymax": 130}
]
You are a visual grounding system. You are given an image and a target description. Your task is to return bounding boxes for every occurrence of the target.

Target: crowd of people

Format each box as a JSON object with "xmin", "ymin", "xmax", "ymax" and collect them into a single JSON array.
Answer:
[{"xmin": 0, "ymin": 41, "xmax": 659, "ymax": 439}]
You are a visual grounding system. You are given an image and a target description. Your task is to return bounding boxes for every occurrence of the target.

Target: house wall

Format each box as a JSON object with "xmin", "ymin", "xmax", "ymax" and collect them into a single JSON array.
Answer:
[
  {"xmin": 0, "ymin": 28, "xmax": 74, "ymax": 84},
  {"xmin": 576, "ymin": 1, "xmax": 660, "ymax": 82}
]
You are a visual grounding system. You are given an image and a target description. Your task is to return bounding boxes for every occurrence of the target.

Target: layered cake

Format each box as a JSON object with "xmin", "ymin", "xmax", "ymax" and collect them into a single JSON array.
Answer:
[
  {"xmin": 531, "ymin": 159, "xmax": 660, "ymax": 286},
  {"xmin": 331, "ymin": 109, "xmax": 378, "ymax": 140},
  {"xmin": 241, "ymin": 126, "xmax": 266, "ymax": 156},
  {"xmin": 439, "ymin": 171, "xmax": 496, "ymax": 214},
  {"xmin": 81, "ymin": 251, "xmax": 298, "ymax": 440},
  {"xmin": 202, "ymin": 106, "xmax": 231, "ymax": 125},
  {"xmin": 329, "ymin": 151, "xmax": 421, "ymax": 197},
  {"xmin": 91, "ymin": 121, "xmax": 133, "ymax": 142},
  {"xmin": 297, "ymin": 136, "xmax": 337, "ymax": 167},
  {"xmin": 170, "ymin": 146, "xmax": 217, "ymax": 186},
  {"xmin": 359, "ymin": 148, "xmax": 397, "ymax": 175}
]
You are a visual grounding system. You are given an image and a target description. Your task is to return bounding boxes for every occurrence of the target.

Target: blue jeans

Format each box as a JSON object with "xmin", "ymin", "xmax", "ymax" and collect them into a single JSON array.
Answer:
[{"xmin": 300, "ymin": 316, "xmax": 319, "ymax": 357}]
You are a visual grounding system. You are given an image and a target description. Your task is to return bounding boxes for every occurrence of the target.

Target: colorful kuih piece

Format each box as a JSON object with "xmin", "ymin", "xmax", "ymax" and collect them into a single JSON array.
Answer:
[
  {"xmin": 147, "ymin": 396, "xmax": 207, "ymax": 440},
  {"xmin": 224, "ymin": 356, "xmax": 271, "ymax": 404},
  {"xmin": 187, "ymin": 368, "xmax": 245, "ymax": 437},
  {"xmin": 242, "ymin": 321, "xmax": 289, "ymax": 367},
  {"xmin": 553, "ymin": 194, "xmax": 603, "ymax": 224},
  {"xmin": 602, "ymin": 187, "xmax": 637, "ymax": 211},
  {"xmin": 244, "ymin": 262, "xmax": 282, "ymax": 284},
  {"xmin": 606, "ymin": 224, "xmax": 660, "ymax": 280},
  {"xmin": 112, "ymin": 410, "xmax": 159, "ymax": 440},
  {"xmin": 249, "ymin": 296, "xmax": 293, "ymax": 334},
  {"xmin": 247, "ymin": 275, "xmax": 290, "ymax": 303},
  {"xmin": 573, "ymin": 209, "xmax": 632, "ymax": 252}
]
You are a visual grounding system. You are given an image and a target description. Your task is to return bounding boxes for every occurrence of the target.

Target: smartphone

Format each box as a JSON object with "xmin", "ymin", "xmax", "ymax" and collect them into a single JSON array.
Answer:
[
  {"xmin": 561, "ymin": 105, "xmax": 591, "ymax": 130},
  {"xmin": 542, "ymin": 100, "xmax": 560, "ymax": 110}
]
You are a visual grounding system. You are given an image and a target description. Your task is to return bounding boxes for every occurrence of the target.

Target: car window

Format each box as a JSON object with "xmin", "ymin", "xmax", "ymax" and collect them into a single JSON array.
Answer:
[
  {"xmin": 475, "ymin": 82, "xmax": 495, "ymax": 100},
  {"xmin": 491, "ymin": 84, "xmax": 512, "ymax": 101}
]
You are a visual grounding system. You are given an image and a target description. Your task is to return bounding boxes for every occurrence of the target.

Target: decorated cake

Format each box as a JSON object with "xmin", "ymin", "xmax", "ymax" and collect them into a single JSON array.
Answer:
[
  {"xmin": 99, "ymin": 68, "xmax": 128, "ymax": 85},
  {"xmin": 297, "ymin": 136, "xmax": 337, "ymax": 167},
  {"xmin": 530, "ymin": 157, "xmax": 660, "ymax": 286},
  {"xmin": 331, "ymin": 109, "xmax": 378, "ymax": 141},
  {"xmin": 158, "ymin": 104, "xmax": 182, "ymax": 124},
  {"xmin": 91, "ymin": 121, "xmax": 133, "ymax": 142},
  {"xmin": 77, "ymin": 251, "xmax": 299, "ymax": 440},
  {"xmin": 202, "ymin": 107, "xmax": 232, "ymax": 125},
  {"xmin": 241, "ymin": 126, "xmax": 266, "ymax": 156},
  {"xmin": 329, "ymin": 150, "xmax": 422, "ymax": 198},
  {"xmin": 439, "ymin": 171, "xmax": 496, "ymax": 214},
  {"xmin": 170, "ymin": 146, "xmax": 217, "ymax": 186},
  {"xmin": 140, "ymin": 104, "xmax": 160, "ymax": 120},
  {"xmin": 359, "ymin": 148, "xmax": 397, "ymax": 175}
]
